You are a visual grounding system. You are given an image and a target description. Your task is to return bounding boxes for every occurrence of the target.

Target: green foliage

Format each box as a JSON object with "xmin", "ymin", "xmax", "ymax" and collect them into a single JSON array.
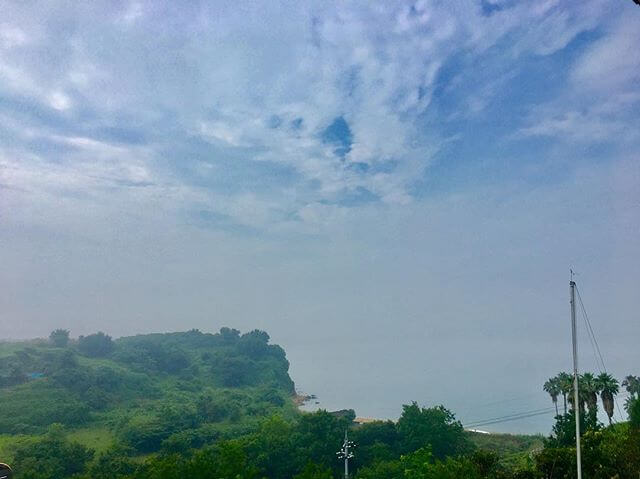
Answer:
[
  {"xmin": 12, "ymin": 425, "xmax": 94, "ymax": 479},
  {"xmin": 355, "ymin": 458, "xmax": 403, "ymax": 479},
  {"xmin": 112, "ymin": 335, "xmax": 191, "ymax": 373},
  {"xmin": 0, "ymin": 383, "xmax": 91, "ymax": 433},
  {"xmin": 77, "ymin": 332, "xmax": 115, "ymax": 358},
  {"xmin": 219, "ymin": 327, "xmax": 241, "ymax": 344},
  {"xmin": 84, "ymin": 445, "xmax": 137, "ymax": 479},
  {"xmin": 546, "ymin": 409, "xmax": 599, "ymax": 448},
  {"xmin": 0, "ymin": 329, "xmax": 295, "ymax": 443},
  {"xmin": 245, "ymin": 415, "xmax": 297, "ymax": 478},
  {"xmin": 119, "ymin": 415, "xmax": 176, "ymax": 453},
  {"xmin": 293, "ymin": 462, "xmax": 334, "ymax": 479},
  {"xmin": 216, "ymin": 355, "xmax": 255, "ymax": 387},
  {"xmin": 237, "ymin": 330, "xmax": 271, "ymax": 359},
  {"xmin": 401, "ymin": 447, "xmax": 483, "ymax": 479},
  {"xmin": 351, "ymin": 420, "xmax": 400, "ymax": 469},
  {"xmin": 628, "ymin": 396, "xmax": 640, "ymax": 429},
  {"xmin": 49, "ymin": 329, "xmax": 70, "ymax": 348},
  {"xmin": 2, "ymin": 337, "xmax": 638, "ymax": 479},
  {"xmin": 293, "ymin": 410, "xmax": 352, "ymax": 474},
  {"xmin": 132, "ymin": 440, "xmax": 259, "ymax": 479},
  {"xmin": 467, "ymin": 431, "xmax": 543, "ymax": 457},
  {"xmin": 396, "ymin": 402, "xmax": 471, "ymax": 459}
]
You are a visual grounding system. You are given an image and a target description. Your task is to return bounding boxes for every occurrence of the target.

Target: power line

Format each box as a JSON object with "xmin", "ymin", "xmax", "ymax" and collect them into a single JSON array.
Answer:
[
  {"xmin": 463, "ymin": 406, "xmax": 556, "ymax": 428},
  {"xmin": 575, "ymin": 286, "xmax": 607, "ymax": 372},
  {"xmin": 464, "ymin": 409, "xmax": 555, "ymax": 429},
  {"xmin": 575, "ymin": 285, "xmax": 625, "ymax": 422},
  {"xmin": 463, "ymin": 394, "xmax": 631, "ymax": 429}
]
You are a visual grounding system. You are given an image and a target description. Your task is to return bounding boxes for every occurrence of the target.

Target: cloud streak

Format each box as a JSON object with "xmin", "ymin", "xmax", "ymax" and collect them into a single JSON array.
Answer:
[{"xmin": 3, "ymin": 0, "xmax": 634, "ymax": 230}]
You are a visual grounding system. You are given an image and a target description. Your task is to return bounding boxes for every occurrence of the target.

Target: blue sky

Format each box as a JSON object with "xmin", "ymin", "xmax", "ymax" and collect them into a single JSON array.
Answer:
[{"xmin": 1, "ymin": 0, "xmax": 639, "ymax": 432}]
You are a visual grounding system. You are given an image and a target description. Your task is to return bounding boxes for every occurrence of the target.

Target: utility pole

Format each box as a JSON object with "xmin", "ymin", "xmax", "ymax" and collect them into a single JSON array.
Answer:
[
  {"xmin": 570, "ymin": 277, "xmax": 582, "ymax": 479},
  {"xmin": 337, "ymin": 430, "xmax": 355, "ymax": 478}
]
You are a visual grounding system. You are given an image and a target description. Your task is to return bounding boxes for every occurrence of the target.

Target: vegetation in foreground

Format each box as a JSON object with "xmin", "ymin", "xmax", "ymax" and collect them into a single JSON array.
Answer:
[{"xmin": 0, "ymin": 329, "xmax": 638, "ymax": 478}]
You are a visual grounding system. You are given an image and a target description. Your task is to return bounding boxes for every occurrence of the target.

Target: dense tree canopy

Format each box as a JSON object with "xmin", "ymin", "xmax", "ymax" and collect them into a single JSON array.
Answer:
[{"xmin": 396, "ymin": 403, "xmax": 471, "ymax": 459}]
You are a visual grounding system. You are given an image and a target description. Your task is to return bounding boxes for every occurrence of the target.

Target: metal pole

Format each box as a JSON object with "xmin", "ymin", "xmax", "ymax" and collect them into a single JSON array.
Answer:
[
  {"xmin": 344, "ymin": 430, "xmax": 349, "ymax": 479},
  {"xmin": 570, "ymin": 280, "xmax": 582, "ymax": 479}
]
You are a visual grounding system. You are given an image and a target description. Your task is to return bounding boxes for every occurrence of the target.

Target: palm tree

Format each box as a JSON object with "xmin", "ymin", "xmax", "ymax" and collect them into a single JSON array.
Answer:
[
  {"xmin": 557, "ymin": 372, "xmax": 573, "ymax": 414},
  {"xmin": 622, "ymin": 375, "xmax": 640, "ymax": 399},
  {"xmin": 596, "ymin": 373, "xmax": 619, "ymax": 425},
  {"xmin": 581, "ymin": 372, "xmax": 600, "ymax": 417},
  {"xmin": 543, "ymin": 377, "xmax": 561, "ymax": 416}
]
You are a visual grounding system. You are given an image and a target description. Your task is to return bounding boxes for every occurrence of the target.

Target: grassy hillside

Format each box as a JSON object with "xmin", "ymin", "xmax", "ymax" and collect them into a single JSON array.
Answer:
[
  {"xmin": 0, "ymin": 328, "xmax": 297, "ymax": 461},
  {"xmin": 467, "ymin": 430, "xmax": 544, "ymax": 469}
]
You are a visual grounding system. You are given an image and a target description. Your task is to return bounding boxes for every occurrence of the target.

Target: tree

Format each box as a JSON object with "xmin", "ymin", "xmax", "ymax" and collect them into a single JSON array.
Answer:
[
  {"xmin": 622, "ymin": 374, "xmax": 639, "ymax": 399},
  {"xmin": 547, "ymin": 409, "xmax": 599, "ymax": 448},
  {"xmin": 219, "ymin": 327, "xmax": 241, "ymax": 343},
  {"xmin": 293, "ymin": 462, "xmax": 334, "ymax": 479},
  {"xmin": 196, "ymin": 392, "xmax": 233, "ymax": 422},
  {"xmin": 595, "ymin": 372, "xmax": 619, "ymax": 425},
  {"xmin": 543, "ymin": 377, "xmax": 560, "ymax": 416},
  {"xmin": 400, "ymin": 447, "xmax": 484, "ymax": 479},
  {"xmin": 557, "ymin": 372, "xmax": 573, "ymax": 414},
  {"xmin": 77, "ymin": 332, "xmax": 114, "ymax": 357},
  {"xmin": 238, "ymin": 330, "xmax": 271, "ymax": 359},
  {"xmin": 120, "ymin": 415, "xmax": 175, "ymax": 453},
  {"xmin": 245, "ymin": 415, "xmax": 296, "ymax": 478},
  {"xmin": 184, "ymin": 440, "xmax": 259, "ymax": 479},
  {"xmin": 355, "ymin": 458, "xmax": 403, "ymax": 479},
  {"xmin": 12, "ymin": 424, "xmax": 94, "ymax": 479},
  {"xmin": 396, "ymin": 403, "xmax": 471, "ymax": 459},
  {"xmin": 580, "ymin": 372, "xmax": 600, "ymax": 421},
  {"xmin": 350, "ymin": 420, "xmax": 400, "ymax": 470},
  {"xmin": 628, "ymin": 397, "xmax": 640, "ymax": 429},
  {"xmin": 293, "ymin": 410, "xmax": 349, "ymax": 470},
  {"xmin": 86, "ymin": 445, "xmax": 137, "ymax": 479},
  {"xmin": 217, "ymin": 356, "xmax": 253, "ymax": 387},
  {"xmin": 49, "ymin": 329, "xmax": 70, "ymax": 348}
]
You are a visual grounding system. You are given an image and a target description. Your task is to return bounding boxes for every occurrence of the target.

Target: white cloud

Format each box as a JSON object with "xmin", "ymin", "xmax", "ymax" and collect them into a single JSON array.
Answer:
[
  {"xmin": 518, "ymin": 12, "xmax": 640, "ymax": 148},
  {"xmin": 571, "ymin": 15, "xmax": 640, "ymax": 94},
  {"xmin": 0, "ymin": 0, "xmax": 635, "ymax": 230},
  {"xmin": 0, "ymin": 24, "xmax": 27, "ymax": 49},
  {"xmin": 48, "ymin": 91, "xmax": 72, "ymax": 111}
]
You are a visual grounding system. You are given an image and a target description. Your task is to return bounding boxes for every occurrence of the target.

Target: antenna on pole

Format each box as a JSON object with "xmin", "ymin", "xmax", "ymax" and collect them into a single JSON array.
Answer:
[
  {"xmin": 336, "ymin": 429, "xmax": 355, "ymax": 478},
  {"xmin": 570, "ymin": 277, "xmax": 582, "ymax": 479}
]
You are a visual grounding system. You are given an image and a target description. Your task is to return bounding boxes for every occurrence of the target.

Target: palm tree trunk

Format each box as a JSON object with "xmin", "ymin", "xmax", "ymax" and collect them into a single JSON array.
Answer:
[{"xmin": 563, "ymin": 394, "xmax": 567, "ymax": 414}]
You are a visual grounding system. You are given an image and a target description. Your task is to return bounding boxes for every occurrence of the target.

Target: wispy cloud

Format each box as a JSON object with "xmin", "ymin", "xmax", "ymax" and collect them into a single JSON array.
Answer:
[{"xmin": 0, "ymin": 0, "xmax": 637, "ymax": 231}]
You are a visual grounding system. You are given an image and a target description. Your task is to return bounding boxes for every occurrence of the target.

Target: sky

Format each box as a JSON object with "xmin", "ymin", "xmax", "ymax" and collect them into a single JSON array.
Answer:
[{"xmin": 1, "ymin": 0, "xmax": 639, "ymax": 433}]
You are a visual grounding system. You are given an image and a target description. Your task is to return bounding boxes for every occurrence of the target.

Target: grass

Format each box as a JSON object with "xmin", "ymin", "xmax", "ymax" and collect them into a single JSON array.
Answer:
[
  {"xmin": 0, "ymin": 433, "xmax": 32, "ymax": 463},
  {"xmin": 67, "ymin": 426, "xmax": 117, "ymax": 454},
  {"xmin": 468, "ymin": 431, "xmax": 544, "ymax": 454},
  {"xmin": 467, "ymin": 431, "xmax": 544, "ymax": 468}
]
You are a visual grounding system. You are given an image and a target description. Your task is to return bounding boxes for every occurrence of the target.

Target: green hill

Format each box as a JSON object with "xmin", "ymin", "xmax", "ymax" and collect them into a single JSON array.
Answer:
[
  {"xmin": 2, "ymin": 330, "xmax": 637, "ymax": 478},
  {"xmin": 0, "ymin": 328, "xmax": 297, "ymax": 460}
]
